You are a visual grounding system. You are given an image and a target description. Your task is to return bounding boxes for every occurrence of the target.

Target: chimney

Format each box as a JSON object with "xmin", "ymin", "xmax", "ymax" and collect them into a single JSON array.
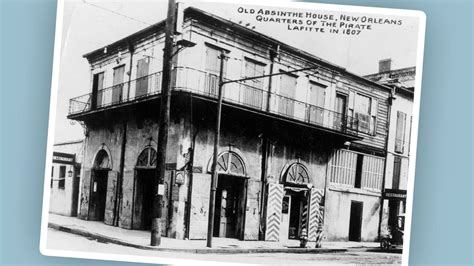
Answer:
[{"xmin": 379, "ymin": 58, "xmax": 392, "ymax": 73}]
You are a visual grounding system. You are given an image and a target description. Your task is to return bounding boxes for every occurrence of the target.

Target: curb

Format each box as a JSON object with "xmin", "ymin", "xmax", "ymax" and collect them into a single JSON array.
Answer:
[{"xmin": 48, "ymin": 223, "xmax": 347, "ymax": 254}]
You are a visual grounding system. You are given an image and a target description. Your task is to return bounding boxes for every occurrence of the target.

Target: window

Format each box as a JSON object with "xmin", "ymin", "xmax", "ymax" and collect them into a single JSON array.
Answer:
[
  {"xmin": 242, "ymin": 58, "xmax": 265, "ymax": 109},
  {"xmin": 58, "ymin": 166, "xmax": 66, "ymax": 189},
  {"xmin": 51, "ymin": 166, "xmax": 54, "ymax": 188},
  {"xmin": 283, "ymin": 162, "xmax": 310, "ymax": 185},
  {"xmin": 92, "ymin": 72, "xmax": 105, "ymax": 109},
  {"xmin": 395, "ymin": 111, "xmax": 407, "ymax": 153},
  {"xmin": 354, "ymin": 94, "xmax": 371, "ymax": 134},
  {"xmin": 136, "ymin": 147, "xmax": 157, "ymax": 168},
  {"xmin": 136, "ymin": 58, "xmax": 150, "ymax": 97},
  {"xmin": 215, "ymin": 151, "xmax": 246, "ymax": 176},
  {"xmin": 392, "ymin": 156, "xmax": 402, "ymax": 189},
  {"xmin": 329, "ymin": 149, "xmax": 384, "ymax": 191},
  {"xmin": 112, "ymin": 65, "xmax": 125, "ymax": 103},
  {"xmin": 204, "ymin": 45, "xmax": 227, "ymax": 96},
  {"xmin": 348, "ymin": 92, "xmax": 378, "ymax": 135},
  {"xmin": 308, "ymin": 81, "xmax": 326, "ymax": 125},
  {"xmin": 278, "ymin": 73, "xmax": 297, "ymax": 116}
]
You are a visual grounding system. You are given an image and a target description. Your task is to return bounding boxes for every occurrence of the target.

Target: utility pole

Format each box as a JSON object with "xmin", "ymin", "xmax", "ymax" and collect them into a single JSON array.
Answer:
[
  {"xmin": 151, "ymin": 0, "xmax": 176, "ymax": 247},
  {"xmin": 207, "ymin": 50, "xmax": 227, "ymax": 248}
]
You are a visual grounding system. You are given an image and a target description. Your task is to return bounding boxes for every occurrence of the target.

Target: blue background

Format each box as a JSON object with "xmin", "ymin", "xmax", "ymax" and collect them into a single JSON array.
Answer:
[{"xmin": 1, "ymin": 0, "xmax": 472, "ymax": 265}]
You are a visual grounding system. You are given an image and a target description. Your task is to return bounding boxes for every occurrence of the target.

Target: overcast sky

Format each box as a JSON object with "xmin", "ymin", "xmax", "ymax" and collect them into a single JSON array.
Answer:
[{"xmin": 53, "ymin": 0, "xmax": 421, "ymax": 143}]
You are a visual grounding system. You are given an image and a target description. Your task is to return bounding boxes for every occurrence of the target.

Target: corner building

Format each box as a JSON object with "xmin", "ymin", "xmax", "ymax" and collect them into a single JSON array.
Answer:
[{"xmin": 69, "ymin": 7, "xmax": 390, "ymax": 242}]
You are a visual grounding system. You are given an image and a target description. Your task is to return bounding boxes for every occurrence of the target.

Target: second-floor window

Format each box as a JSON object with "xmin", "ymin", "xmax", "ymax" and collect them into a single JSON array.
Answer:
[
  {"xmin": 204, "ymin": 45, "xmax": 227, "ymax": 96},
  {"xmin": 136, "ymin": 58, "xmax": 150, "ymax": 97},
  {"xmin": 308, "ymin": 81, "xmax": 326, "ymax": 125},
  {"xmin": 278, "ymin": 73, "xmax": 297, "ymax": 116},
  {"xmin": 112, "ymin": 65, "xmax": 125, "ymax": 104},
  {"xmin": 243, "ymin": 58, "xmax": 265, "ymax": 109},
  {"xmin": 92, "ymin": 72, "xmax": 105, "ymax": 109},
  {"xmin": 395, "ymin": 111, "xmax": 407, "ymax": 153},
  {"xmin": 349, "ymin": 92, "xmax": 378, "ymax": 135}
]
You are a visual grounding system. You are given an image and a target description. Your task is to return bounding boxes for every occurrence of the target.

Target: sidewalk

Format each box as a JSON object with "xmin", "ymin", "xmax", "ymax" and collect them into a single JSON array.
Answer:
[{"xmin": 47, "ymin": 213, "xmax": 379, "ymax": 254}]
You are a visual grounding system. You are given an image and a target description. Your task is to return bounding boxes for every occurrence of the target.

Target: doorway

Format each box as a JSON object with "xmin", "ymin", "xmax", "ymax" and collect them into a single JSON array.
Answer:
[
  {"xmin": 89, "ymin": 170, "xmax": 108, "ymax": 221},
  {"xmin": 133, "ymin": 169, "xmax": 155, "ymax": 230},
  {"xmin": 280, "ymin": 191, "xmax": 307, "ymax": 241},
  {"xmin": 348, "ymin": 201, "xmax": 363, "ymax": 241},
  {"xmin": 213, "ymin": 174, "xmax": 245, "ymax": 238}
]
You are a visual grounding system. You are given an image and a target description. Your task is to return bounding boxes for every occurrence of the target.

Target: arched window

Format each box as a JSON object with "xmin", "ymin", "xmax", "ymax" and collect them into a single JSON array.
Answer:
[
  {"xmin": 136, "ymin": 147, "xmax": 157, "ymax": 168},
  {"xmin": 283, "ymin": 162, "xmax": 310, "ymax": 185},
  {"xmin": 216, "ymin": 151, "xmax": 245, "ymax": 176},
  {"xmin": 94, "ymin": 149, "xmax": 111, "ymax": 169}
]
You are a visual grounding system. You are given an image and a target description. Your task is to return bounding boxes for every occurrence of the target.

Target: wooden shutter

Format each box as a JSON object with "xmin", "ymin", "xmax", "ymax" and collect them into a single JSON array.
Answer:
[
  {"xmin": 136, "ymin": 58, "xmax": 150, "ymax": 97},
  {"xmin": 78, "ymin": 169, "xmax": 92, "ymax": 220},
  {"xmin": 104, "ymin": 171, "xmax": 118, "ymax": 225},
  {"xmin": 188, "ymin": 173, "xmax": 211, "ymax": 239},
  {"xmin": 395, "ymin": 111, "xmax": 407, "ymax": 153},
  {"xmin": 278, "ymin": 74, "xmax": 296, "ymax": 117},
  {"xmin": 392, "ymin": 156, "xmax": 402, "ymax": 189},
  {"xmin": 244, "ymin": 179, "xmax": 261, "ymax": 240},
  {"xmin": 95, "ymin": 72, "xmax": 105, "ymax": 108},
  {"xmin": 370, "ymin": 98, "xmax": 378, "ymax": 134},
  {"xmin": 308, "ymin": 188, "xmax": 324, "ymax": 241},
  {"xmin": 119, "ymin": 170, "xmax": 135, "ymax": 229},
  {"xmin": 264, "ymin": 183, "xmax": 284, "ymax": 241},
  {"xmin": 112, "ymin": 66, "xmax": 125, "ymax": 104}
]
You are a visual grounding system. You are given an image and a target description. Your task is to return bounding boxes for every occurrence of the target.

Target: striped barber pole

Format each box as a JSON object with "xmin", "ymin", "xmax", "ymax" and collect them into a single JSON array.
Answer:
[
  {"xmin": 265, "ymin": 183, "xmax": 284, "ymax": 241},
  {"xmin": 315, "ymin": 207, "xmax": 325, "ymax": 248},
  {"xmin": 308, "ymin": 189, "xmax": 324, "ymax": 241},
  {"xmin": 299, "ymin": 200, "xmax": 309, "ymax": 233}
]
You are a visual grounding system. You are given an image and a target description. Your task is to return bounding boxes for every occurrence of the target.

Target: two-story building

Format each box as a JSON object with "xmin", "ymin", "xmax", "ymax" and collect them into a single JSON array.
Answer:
[
  {"xmin": 365, "ymin": 60, "xmax": 415, "ymax": 243},
  {"xmin": 67, "ymin": 7, "xmax": 391, "ymax": 243}
]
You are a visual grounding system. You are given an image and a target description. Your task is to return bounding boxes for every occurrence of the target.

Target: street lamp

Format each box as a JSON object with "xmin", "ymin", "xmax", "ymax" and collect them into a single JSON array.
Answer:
[{"xmin": 206, "ymin": 52, "xmax": 319, "ymax": 247}]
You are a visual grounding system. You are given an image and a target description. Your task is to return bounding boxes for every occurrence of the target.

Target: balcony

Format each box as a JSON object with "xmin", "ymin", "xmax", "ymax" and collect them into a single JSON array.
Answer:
[{"xmin": 68, "ymin": 67, "xmax": 360, "ymax": 136}]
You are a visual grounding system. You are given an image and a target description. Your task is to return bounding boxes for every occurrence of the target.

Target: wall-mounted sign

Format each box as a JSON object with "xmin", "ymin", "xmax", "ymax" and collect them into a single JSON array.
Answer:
[
  {"xmin": 157, "ymin": 184, "xmax": 165, "ymax": 195},
  {"xmin": 383, "ymin": 189, "xmax": 407, "ymax": 200},
  {"xmin": 52, "ymin": 152, "xmax": 75, "ymax": 165}
]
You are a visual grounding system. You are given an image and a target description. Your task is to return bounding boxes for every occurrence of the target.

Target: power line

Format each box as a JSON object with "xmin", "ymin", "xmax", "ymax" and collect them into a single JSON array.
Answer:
[{"xmin": 83, "ymin": 0, "xmax": 152, "ymax": 26}]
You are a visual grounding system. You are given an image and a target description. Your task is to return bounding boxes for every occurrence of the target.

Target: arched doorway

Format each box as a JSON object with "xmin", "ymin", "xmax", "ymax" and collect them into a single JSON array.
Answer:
[
  {"xmin": 280, "ymin": 161, "xmax": 311, "ymax": 241},
  {"xmin": 132, "ymin": 146, "xmax": 157, "ymax": 230},
  {"xmin": 90, "ymin": 149, "xmax": 111, "ymax": 221},
  {"xmin": 213, "ymin": 151, "xmax": 247, "ymax": 239}
]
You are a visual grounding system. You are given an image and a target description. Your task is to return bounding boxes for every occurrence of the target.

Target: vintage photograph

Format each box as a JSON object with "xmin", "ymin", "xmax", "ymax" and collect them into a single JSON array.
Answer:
[{"xmin": 40, "ymin": 0, "xmax": 425, "ymax": 264}]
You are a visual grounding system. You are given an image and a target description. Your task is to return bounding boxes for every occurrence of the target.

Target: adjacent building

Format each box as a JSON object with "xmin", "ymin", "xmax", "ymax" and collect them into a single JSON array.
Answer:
[
  {"xmin": 50, "ymin": 140, "xmax": 84, "ymax": 216},
  {"xmin": 66, "ymin": 7, "xmax": 392, "ymax": 242},
  {"xmin": 365, "ymin": 60, "xmax": 415, "ymax": 243}
]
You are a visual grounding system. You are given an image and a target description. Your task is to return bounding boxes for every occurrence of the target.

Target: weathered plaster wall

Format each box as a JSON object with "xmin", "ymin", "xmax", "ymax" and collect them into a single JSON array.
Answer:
[{"xmin": 324, "ymin": 188, "xmax": 381, "ymax": 242}]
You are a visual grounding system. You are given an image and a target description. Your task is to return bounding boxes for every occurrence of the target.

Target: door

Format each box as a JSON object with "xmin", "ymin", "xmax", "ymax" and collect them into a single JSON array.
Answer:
[
  {"xmin": 136, "ymin": 58, "xmax": 150, "ymax": 97},
  {"xmin": 349, "ymin": 201, "xmax": 363, "ymax": 241},
  {"xmin": 92, "ymin": 72, "xmax": 105, "ymax": 109},
  {"xmin": 280, "ymin": 195, "xmax": 291, "ymax": 241},
  {"xmin": 132, "ymin": 169, "xmax": 155, "ymax": 230},
  {"xmin": 278, "ymin": 74, "xmax": 296, "ymax": 116},
  {"xmin": 89, "ymin": 170, "xmax": 108, "ymax": 221},
  {"xmin": 308, "ymin": 82, "xmax": 325, "ymax": 124},
  {"xmin": 335, "ymin": 94, "xmax": 347, "ymax": 130},
  {"xmin": 112, "ymin": 65, "xmax": 125, "ymax": 104}
]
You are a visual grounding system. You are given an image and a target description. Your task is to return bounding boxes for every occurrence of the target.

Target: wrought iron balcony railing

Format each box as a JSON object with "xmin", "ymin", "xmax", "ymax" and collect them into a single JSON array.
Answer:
[
  {"xmin": 68, "ymin": 67, "xmax": 359, "ymax": 135},
  {"xmin": 68, "ymin": 72, "xmax": 162, "ymax": 115}
]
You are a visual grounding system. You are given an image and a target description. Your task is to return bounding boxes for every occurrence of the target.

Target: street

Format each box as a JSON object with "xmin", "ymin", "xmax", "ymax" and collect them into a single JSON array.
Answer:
[{"xmin": 46, "ymin": 228, "xmax": 402, "ymax": 265}]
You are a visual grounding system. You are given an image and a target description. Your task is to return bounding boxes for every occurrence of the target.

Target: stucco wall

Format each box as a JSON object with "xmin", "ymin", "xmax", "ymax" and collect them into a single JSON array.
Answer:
[{"xmin": 324, "ymin": 188, "xmax": 381, "ymax": 242}]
